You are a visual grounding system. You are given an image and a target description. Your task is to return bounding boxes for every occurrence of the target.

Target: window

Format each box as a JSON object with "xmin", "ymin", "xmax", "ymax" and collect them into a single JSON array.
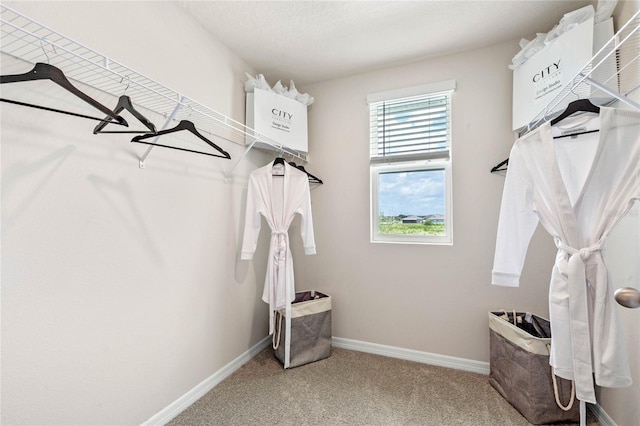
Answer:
[{"xmin": 368, "ymin": 80, "xmax": 455, "ymax": 245}]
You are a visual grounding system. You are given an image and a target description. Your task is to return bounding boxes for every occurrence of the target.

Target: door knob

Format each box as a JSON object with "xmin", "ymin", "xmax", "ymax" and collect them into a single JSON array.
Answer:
[{"xmin": 614, "ymin": 287, "xmax": 640, "ymax": 309}]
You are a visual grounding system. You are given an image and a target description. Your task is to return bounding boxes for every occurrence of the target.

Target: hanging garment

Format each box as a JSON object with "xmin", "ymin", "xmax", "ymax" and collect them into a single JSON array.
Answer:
[
  {"xmin": 492, "ymin": 107, "xmax": 640, "ymax": 404},
  {"xmin": 241, "ymin": 161, "xmax": 316, "ymax": 333}
]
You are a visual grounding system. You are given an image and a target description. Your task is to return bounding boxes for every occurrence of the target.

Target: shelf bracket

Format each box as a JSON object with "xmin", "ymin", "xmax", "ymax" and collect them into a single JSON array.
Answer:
[
  {"xmin": 223, "ymin": 138, "xmax": 258, "ymax": 183},
  {"xmin": 138, "ymin": 96, "xmax": 186, "ymax": 168},
  {"xmin": 582, "ymin": 75, "xmax": 640, "ymax": 112}
]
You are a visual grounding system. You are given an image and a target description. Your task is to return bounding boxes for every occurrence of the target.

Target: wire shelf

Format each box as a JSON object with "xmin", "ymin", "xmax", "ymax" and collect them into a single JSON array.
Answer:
[
  {"xmin": 490, "ymin": 10, "xmax": 640, "ymax": 173},
  {"xmin": 526, "ymin": 10, "xmax": 640, "ymax": 132},
  {"xmin": 0, "ymin": 4, "xmax": 308, "ymax": 170}
]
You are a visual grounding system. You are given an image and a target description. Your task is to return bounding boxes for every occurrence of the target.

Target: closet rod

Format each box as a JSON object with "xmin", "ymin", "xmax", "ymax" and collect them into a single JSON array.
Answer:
[{"xmin": 223, "ymin": 137, "xmax": 308, "ymax": 183}]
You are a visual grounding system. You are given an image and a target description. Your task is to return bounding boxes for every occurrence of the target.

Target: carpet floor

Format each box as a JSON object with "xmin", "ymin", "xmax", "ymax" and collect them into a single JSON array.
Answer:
[{"xmin": 168, "ymin": 347, "xmax": 598, "ymax": 425}]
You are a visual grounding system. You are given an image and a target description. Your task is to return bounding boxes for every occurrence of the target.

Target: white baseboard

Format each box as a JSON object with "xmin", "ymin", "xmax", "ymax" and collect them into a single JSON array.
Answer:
[
  {"xmin": 331, "ymin": 337, "xmax": 490, "ymax": 375},
  {"xmin": 141, "ymin": 335, "xmax": 271, "ymax": 426}
]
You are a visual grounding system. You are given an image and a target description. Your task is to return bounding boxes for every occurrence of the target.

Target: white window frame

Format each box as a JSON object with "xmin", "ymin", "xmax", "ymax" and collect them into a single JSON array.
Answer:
[{"xmin": 368, "ymin": 80, "xmax": 455, "ymax": 245}]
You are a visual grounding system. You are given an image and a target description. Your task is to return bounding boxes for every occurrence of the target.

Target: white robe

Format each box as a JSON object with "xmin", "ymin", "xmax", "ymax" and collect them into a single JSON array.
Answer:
[
  {"xmin": 241, "ymin": 161, "xmax": 316, "ymax": 332},
  {"xmin": 492, "ymin": 107, "xmax": 640, "ymax": 404}
]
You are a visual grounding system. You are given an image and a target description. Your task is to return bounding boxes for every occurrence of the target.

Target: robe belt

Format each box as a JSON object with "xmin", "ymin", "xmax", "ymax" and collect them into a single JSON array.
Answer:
[
  {"xmin": 271, "ymin": 230, "xmax": 289, "ymax": 306},
  {"xmin": 556, "ymin": 241, "xmax": 603, "ymax": 404},
  {"xmin": 268, "ymin": 231, "xmax": 289, "ymax": 336},
  {"xmin": 271, "ymin": 230, "xmax": 292, "ymax": 368},
  {"xmin": 271, "ymin": 231, "xmax": 288, "ymax": 264}
]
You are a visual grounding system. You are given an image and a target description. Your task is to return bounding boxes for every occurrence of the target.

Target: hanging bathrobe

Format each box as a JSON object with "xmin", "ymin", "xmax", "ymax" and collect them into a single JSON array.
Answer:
[
  {"xmin": 492, "ymin": 107, "xmax": 640, "ymax": 404},
  {"xmin": 241, "ymin": 161, "xmax": 316, "ymax": 339}
]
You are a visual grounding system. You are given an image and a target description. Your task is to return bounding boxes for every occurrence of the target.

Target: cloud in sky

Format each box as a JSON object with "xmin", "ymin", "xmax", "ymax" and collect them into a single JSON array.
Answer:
[{"xmin": 378, "ymin": 169, "xmax": 445, "ymax": 216}]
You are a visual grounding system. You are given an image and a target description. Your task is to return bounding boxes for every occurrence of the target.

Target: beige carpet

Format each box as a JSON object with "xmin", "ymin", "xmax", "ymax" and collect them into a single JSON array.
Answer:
[{"xmin": 168, "ymin": 347, "xmax": 598, "ymax": 425}]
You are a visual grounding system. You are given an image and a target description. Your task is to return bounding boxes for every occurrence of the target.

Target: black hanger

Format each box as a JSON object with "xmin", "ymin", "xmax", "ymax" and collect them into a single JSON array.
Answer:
[
  {"xmin": 93, "ymin": 95, "xmax": 157, "ymax": 134},
  {"xmin": 550, "ymin": 98, "xmax": 600, "ymax": 126},
  {"xmin": 298, "ymin": 165, "xmax": 323, "ymax": 184},
  {"xmin": 491, "ymin": 99, "xmax": 601, "ymax": 173},
  {"xmin": 289, "ymin": 161, "xmax": 323, "ymax": 184},
  {"xmin": 550, "ymin": 98, "xmax": 601, "ymax": 140},
  {"xmin": 490, "ymin": 158, "xmax": 508, "ymax": 173},
  {"xmin": 271, "ymin": 157, "xmax": 286, "ymax": 176},
  {"xmin": 0, "ymin": 62, "xmax": 127, "ymax": 126},
  {"xmin": 131, "ymin": 120, "xmax": 230, "ymax": 159}
]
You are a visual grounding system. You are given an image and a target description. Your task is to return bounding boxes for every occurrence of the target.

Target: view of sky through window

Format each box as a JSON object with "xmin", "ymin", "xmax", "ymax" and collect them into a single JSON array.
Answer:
[{"xmin": 378, "ymin": 169, "xmax": 445, "ymax": 217}]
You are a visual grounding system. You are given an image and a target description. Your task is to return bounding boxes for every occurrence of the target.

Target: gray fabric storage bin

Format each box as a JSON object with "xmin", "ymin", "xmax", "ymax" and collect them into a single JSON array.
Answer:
[
  {"xmin": 488, "ymin": 311, "xmax": 579, "ymax": 425},
  {"xmin": 274, "ymin": 291, "xmax": 331, "ymax": 368}
]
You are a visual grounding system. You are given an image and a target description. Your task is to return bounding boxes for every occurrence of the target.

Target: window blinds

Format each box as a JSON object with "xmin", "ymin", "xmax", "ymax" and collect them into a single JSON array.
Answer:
[{"xmin": 369, "ymin": 82, "xmax": 454, "ymax": 164}]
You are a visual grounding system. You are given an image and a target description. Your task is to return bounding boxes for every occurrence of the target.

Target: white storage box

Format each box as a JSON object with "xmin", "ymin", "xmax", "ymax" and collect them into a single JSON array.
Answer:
[
  {"xmin": 245, "ymin": 88, "xmax": 308, "ymax": 153},
  {"xmin": 512, "ymin": 17, "xmax": 615, "ymax": 131}
]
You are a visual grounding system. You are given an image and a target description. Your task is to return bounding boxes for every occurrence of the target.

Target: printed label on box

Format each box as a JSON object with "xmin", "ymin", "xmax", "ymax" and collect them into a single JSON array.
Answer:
[
  {"xmin": 246, "ymin": 89, "xmax": 308, "ymax": 152},
  {"xmin": 512, "ymin": 17, "xmax": 595, "ymax": 131}
]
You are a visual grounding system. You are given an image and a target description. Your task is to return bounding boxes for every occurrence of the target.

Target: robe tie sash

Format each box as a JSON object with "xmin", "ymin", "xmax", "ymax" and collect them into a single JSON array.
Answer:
[
  {"xmin": 556, "ymin": 240, "xmax": 603, "ymax": 404},
  {"xmin": 268, "ymin": 231, "xmax": 291, "ymax": 336},
  {"xmin": 271, "ymin": 230, "xmax": 292, "ymax": 367},
  {"xmin": 270, "ymin": 230, "xmax": 290, "ymax": 310},
  {"xmin": 271, "ymin": 231, "xmax": 289, "ymax": 265}
]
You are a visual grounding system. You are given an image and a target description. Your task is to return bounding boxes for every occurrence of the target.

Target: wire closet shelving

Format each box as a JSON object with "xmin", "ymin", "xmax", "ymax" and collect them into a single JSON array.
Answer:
[
  {"xmin": 528, "ymin": 9, "xmax": 640, "ymax": 130},
  {"xmin": 490, "ymin": 9, "xmax": 640, "ymax": 173},
  {"xmin": 0, "ymin": 4, "xmax": 309, "ymax": 177}
]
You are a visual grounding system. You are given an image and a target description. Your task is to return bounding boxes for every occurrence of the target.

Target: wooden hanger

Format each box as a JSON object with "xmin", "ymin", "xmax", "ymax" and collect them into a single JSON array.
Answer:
[
  {"xmin": 271, "ymin": 157, "xmax": 286, "ymax": 176},
  {"xmin": 131, "ymin": 119, "xmax": 230, "ymax": 159},
  {"xmin": 491, "ymin": 98, "xmax": 601, "ymax": 173},
  {"xmin": 490, "ymin": 158, "xmax": 508, "ymax": 173},
  {"xmin": 550, "ymin": 98, "xmax": 601, "ymax": 139},
  {"xmin": 297, "ymin": 165, "xmax": 323, "ymax": 184},
  {"xmin": 289, "ymin": 161, "xmax": 323, "ymax": 184},
  {"xmin": 0, "ymin": 62, "xmax": 127, "ymax": 126},
  {"xmin": 550, "ymin": 98, "xmax": 600, "ymax": 126},
  {"xmin": 93, "ymin": 95, "xmax": 157, "ymax": 134}
]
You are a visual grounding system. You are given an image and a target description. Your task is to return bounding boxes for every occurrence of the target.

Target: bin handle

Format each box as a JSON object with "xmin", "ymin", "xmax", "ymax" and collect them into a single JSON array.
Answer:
[
  {"xmin": 272, "ymin": 310, "xmax": 283, "ymax": 350},
  {"xmin": 551, "ymin": 362, "xmax": 576, "ymax": 410},
  {"xmin": 497, "ymin": 309, "xmax": 518, "ymax": 325}
]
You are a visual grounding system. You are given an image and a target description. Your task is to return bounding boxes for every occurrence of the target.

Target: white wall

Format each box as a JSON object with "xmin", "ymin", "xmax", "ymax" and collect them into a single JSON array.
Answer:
[
  {"xmin": 296, "ymin": 5, "xmax": 639, "ymax": 424},
  {"xmin": 3, "ymin": 2, "xmax": 638, "ymax": 425},
  {"xmin": 1, "ymin": 2, "xmax": 270, "ymax": 424},
  {"xmin": 295, "ymin": 39, "xmax": 557, "ymax": 361}
]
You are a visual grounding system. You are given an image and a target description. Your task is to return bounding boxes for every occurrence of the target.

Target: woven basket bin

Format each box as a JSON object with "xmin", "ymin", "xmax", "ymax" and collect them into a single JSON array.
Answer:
[
  {"xmin": 274, "ymin": 291, "xmax": 331, "ymax": 368},
  {"xmin": 488, "ymin": 311, "xmax": 579, "ymax": 424}
]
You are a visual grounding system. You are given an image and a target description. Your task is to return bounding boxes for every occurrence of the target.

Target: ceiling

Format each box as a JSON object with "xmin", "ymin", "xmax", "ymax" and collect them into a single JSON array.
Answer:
[{"xmin": 177, "ymin": 0, "xmax": 592, "ymax": 87}]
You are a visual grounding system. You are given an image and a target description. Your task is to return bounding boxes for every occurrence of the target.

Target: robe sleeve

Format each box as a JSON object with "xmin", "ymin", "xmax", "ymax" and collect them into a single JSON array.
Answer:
[
  {"xmin": 299, "ymin": 180, "xmax": 316, "ymax": 255},
  {"xmin": 492, "ymin": 146, "xmax": 539, "ymax": 287},
  {"xmin": 240, "ymin": 175, "xmax": 261, "ymax": 260}
]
